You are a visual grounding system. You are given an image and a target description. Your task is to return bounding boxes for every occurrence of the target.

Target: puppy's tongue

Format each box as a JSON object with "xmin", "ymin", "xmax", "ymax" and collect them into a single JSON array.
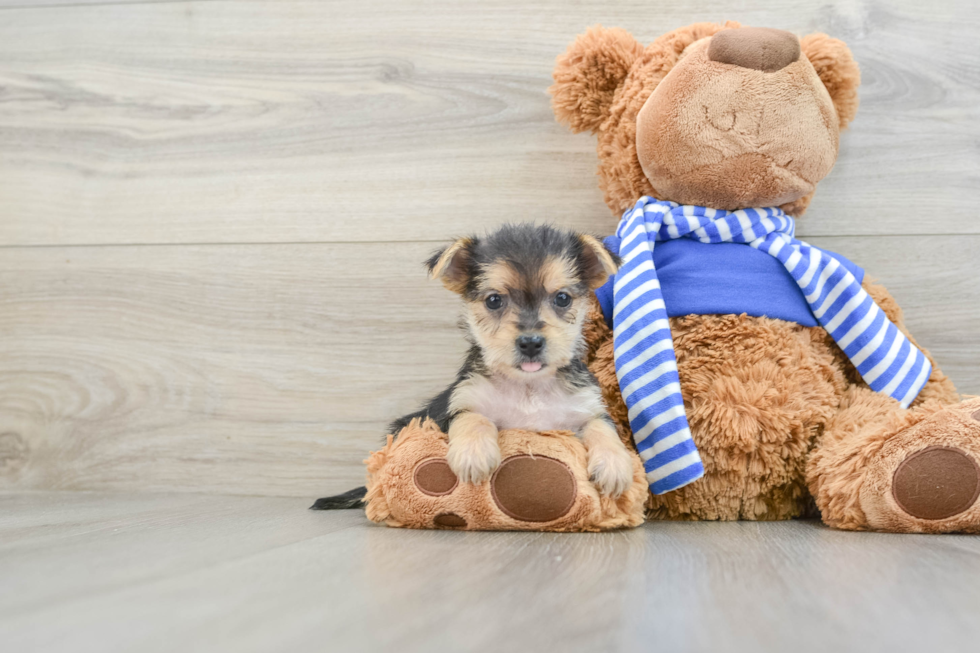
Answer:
[{"xmin": 520, "ymin": 361, "xmax": 542, "ymax": 373}]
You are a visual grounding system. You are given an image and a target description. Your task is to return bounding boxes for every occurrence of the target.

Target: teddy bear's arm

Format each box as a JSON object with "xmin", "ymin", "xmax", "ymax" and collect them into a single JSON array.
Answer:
[{"xmin": 862, "ymin": 278, "xmax": 960, "ymax": 407}]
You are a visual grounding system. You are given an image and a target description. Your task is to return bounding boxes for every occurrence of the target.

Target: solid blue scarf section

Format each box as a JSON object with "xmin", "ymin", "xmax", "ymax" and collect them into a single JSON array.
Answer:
[{"xmin": 595, "ymin": 238, "xmax": 865, "ymax": 329}]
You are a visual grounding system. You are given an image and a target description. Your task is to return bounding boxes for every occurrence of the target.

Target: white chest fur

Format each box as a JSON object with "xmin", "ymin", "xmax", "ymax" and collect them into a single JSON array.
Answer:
[{"xmin": 450, "ymin": 374, "xmax": 604, "ymax": 432}]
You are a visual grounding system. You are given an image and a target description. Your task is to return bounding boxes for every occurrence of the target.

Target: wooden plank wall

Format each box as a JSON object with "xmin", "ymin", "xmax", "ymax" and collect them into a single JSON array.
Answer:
[{"xmin": 1, "ymin": 0, "xmax": 978, "ymax": 498}]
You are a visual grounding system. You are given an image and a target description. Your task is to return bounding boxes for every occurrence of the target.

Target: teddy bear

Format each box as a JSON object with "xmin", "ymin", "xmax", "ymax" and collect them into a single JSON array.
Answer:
[
  {"xmin": 551, "ymin": 22, "xmax": 980, "ymax": 533},
  {"xmin": 340, "ymin": 22, "xmax": 980, "ymax": 534}
]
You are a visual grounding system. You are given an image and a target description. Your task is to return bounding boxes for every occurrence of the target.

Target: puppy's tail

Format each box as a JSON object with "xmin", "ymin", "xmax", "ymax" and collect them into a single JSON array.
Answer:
[{"xmin": 309, "ymin": 486, "xmax": 367, "ymax": 510}]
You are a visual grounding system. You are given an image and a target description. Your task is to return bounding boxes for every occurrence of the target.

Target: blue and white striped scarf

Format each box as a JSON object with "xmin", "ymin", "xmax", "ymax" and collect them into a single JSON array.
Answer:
[{"xmin": 614, "ymin": 197, "xmax": 932, "ymax": 495}]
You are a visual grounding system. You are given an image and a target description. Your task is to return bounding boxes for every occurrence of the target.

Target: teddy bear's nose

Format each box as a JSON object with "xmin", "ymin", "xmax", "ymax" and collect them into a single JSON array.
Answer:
[{"xmin": 707, "ymin": 27, "xmax": 801, "ymax": 72}]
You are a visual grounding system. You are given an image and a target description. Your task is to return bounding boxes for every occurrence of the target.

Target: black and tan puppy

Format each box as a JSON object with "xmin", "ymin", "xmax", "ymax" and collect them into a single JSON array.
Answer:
[{"xmin": 313, "ymin": 224, "xmax": 633, "ymax": 509}]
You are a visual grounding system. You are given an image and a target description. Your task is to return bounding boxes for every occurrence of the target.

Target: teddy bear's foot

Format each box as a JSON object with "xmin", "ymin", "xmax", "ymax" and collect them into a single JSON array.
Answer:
[
  {"xmin": 860, "ymin": 398, "xmax": 980, "ymax": 533},
  {"xmin": 365, "ymin": 420, "xmax": 648, "ymax": 531},
  {"xmin": 416, "ymin": 454, "xmax": 580, "ymax": 528}
]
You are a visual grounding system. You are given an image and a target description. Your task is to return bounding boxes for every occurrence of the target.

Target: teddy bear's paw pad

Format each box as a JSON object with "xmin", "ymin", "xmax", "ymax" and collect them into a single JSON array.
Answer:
[
  {"xmin": 414, "ymin": 459, "xmax": 458, "ymax": 496},
  {"xmin": 490, "ymin": 455, "xmax": 577, "ymax": 522},
  {"xmin": 893, "ymin": 446, "xmax": 980, "ymax": 521},
  {"xmin": 433, "ymin": 512, "xmax": 467, "ymax": 528}
]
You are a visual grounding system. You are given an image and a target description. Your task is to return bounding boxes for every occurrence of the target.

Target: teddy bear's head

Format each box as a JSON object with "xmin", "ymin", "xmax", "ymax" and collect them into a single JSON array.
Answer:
[{"xmin": 550, "ymin": 22, "xmax": 860, "ymax": 217}]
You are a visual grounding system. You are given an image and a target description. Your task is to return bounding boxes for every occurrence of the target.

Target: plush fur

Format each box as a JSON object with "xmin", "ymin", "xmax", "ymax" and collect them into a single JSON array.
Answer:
[{"xmin": 555, "ymin": 23, "xmax": 978, "ymax": 533}]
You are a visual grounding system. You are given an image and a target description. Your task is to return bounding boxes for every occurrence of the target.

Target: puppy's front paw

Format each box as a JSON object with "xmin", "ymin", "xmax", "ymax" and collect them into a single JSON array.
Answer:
[
  {"xmin": 446, "ymin": 412, "xmax": 501, "ymax": 485},
  {"xmin": 447, "ymin": 434, "xmax": 501, "ymax": 485},
  {"xmin": 587, "ymin": 442, "xmax": 634, "ymax": 498}
]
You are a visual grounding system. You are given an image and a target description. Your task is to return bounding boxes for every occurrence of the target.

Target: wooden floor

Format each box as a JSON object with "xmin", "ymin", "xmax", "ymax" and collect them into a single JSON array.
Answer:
[
  {"xmin": 2, "ymin": 491, "xmax": 979, "ymax": 653},
  {"xmin": 0, "ymin": 0, "xmax": 979, "ymax": 498}
]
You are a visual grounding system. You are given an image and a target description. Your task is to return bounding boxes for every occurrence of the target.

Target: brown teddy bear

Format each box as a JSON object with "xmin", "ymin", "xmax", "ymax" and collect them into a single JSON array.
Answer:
[
  {"xmin": 552, "ymin": 22, "xmax": 980, "ymax": 533},
  {"xmin": 332, "ymin": 22, "xmax": 980, "ymax": 534}
]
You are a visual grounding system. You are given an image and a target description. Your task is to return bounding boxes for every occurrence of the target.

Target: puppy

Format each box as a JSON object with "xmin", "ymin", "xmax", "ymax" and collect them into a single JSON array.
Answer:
[{"xmin": 387, "ymin": 223, "xmax": 634, "ymax": 497}]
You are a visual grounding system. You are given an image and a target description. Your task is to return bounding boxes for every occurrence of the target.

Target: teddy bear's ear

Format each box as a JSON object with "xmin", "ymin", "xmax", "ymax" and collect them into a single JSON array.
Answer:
[
  {"xmin": 550, "ymin": 26, "xmax": 644, "ymax": 134},
  {"xmin": 801, "ymin": 33, "xmax": 861, "ymax": 130}
]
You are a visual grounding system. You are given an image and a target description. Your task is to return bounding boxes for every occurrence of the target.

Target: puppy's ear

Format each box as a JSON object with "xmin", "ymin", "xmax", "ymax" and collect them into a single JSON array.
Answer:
[
  {"xmin": 550, "ymin": 26, "xmax": 644, "ymax": 134},
  {"xmin": 801, "ymin": 33, "xmax": 860, "ymax": 130},
  {"xmin": 577, "ymin": 234, "xmax": 620, "ymax": 289},
  {"xmin": 425, "ymin": 237, "xmax": 475, "ymax": 294}
]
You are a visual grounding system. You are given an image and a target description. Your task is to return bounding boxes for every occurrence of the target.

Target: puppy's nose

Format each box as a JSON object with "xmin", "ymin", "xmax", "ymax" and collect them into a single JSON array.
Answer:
[
  {"xmin": 516, "ymin": 335, "xmax": 545, "ymax": 357},
  {"xmin": 707, "ymin": 27, "xmax": 800, "ymax": 72}
]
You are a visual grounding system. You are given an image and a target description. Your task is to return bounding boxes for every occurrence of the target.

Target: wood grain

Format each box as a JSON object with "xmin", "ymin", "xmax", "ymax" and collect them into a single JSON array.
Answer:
[
  {"xmin": 0, "ymin": 241, "xmax": 464, "ymax": 496},
  {"xmin": 0, "ymin": 1, "xmax": 196, "ymax": 8},
  {"xmin": 0, "ymin": 0, "xmax": 977, "ymax": 498},
  {"xmin": 0, "ymin": 236, "xmax": 977, "ymax": 498},
  {"xmin": 3, "ymin": 493, "xmax": 980, "ymax": 652},
  {"xmin": 0, "ymin": 0, "xmax": 978, "ymax": 246}
]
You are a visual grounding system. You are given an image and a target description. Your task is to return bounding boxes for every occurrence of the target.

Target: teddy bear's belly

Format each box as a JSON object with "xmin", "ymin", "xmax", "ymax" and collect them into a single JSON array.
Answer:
[
  {"xmin": 590, "ymin": 310, "xmax": 850, "ymax": 521},
  {"xmin": 673, "ymin": 314, "xmax": 850, "ymax": 519}
]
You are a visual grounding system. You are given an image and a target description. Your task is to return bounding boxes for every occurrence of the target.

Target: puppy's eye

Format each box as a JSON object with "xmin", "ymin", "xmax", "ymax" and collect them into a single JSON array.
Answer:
[
  {"xmin": 485, "ymin": 294, "xmax": 503, "ymax": 310},
  {"xmin": 554, "ymin": 292, "xmax": 571, "ymax": 308}
]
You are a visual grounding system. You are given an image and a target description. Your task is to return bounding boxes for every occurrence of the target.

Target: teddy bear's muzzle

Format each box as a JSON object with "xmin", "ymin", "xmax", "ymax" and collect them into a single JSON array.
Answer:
[{"xmin": 706, "ymin": 27, "xmax": 801, "ymax": 73}]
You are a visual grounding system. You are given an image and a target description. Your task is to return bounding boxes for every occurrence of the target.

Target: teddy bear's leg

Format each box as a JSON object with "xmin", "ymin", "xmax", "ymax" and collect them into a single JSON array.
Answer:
[{"xmin": 808, "ymin": 387, "xmax": 980, "ymax": 533}]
